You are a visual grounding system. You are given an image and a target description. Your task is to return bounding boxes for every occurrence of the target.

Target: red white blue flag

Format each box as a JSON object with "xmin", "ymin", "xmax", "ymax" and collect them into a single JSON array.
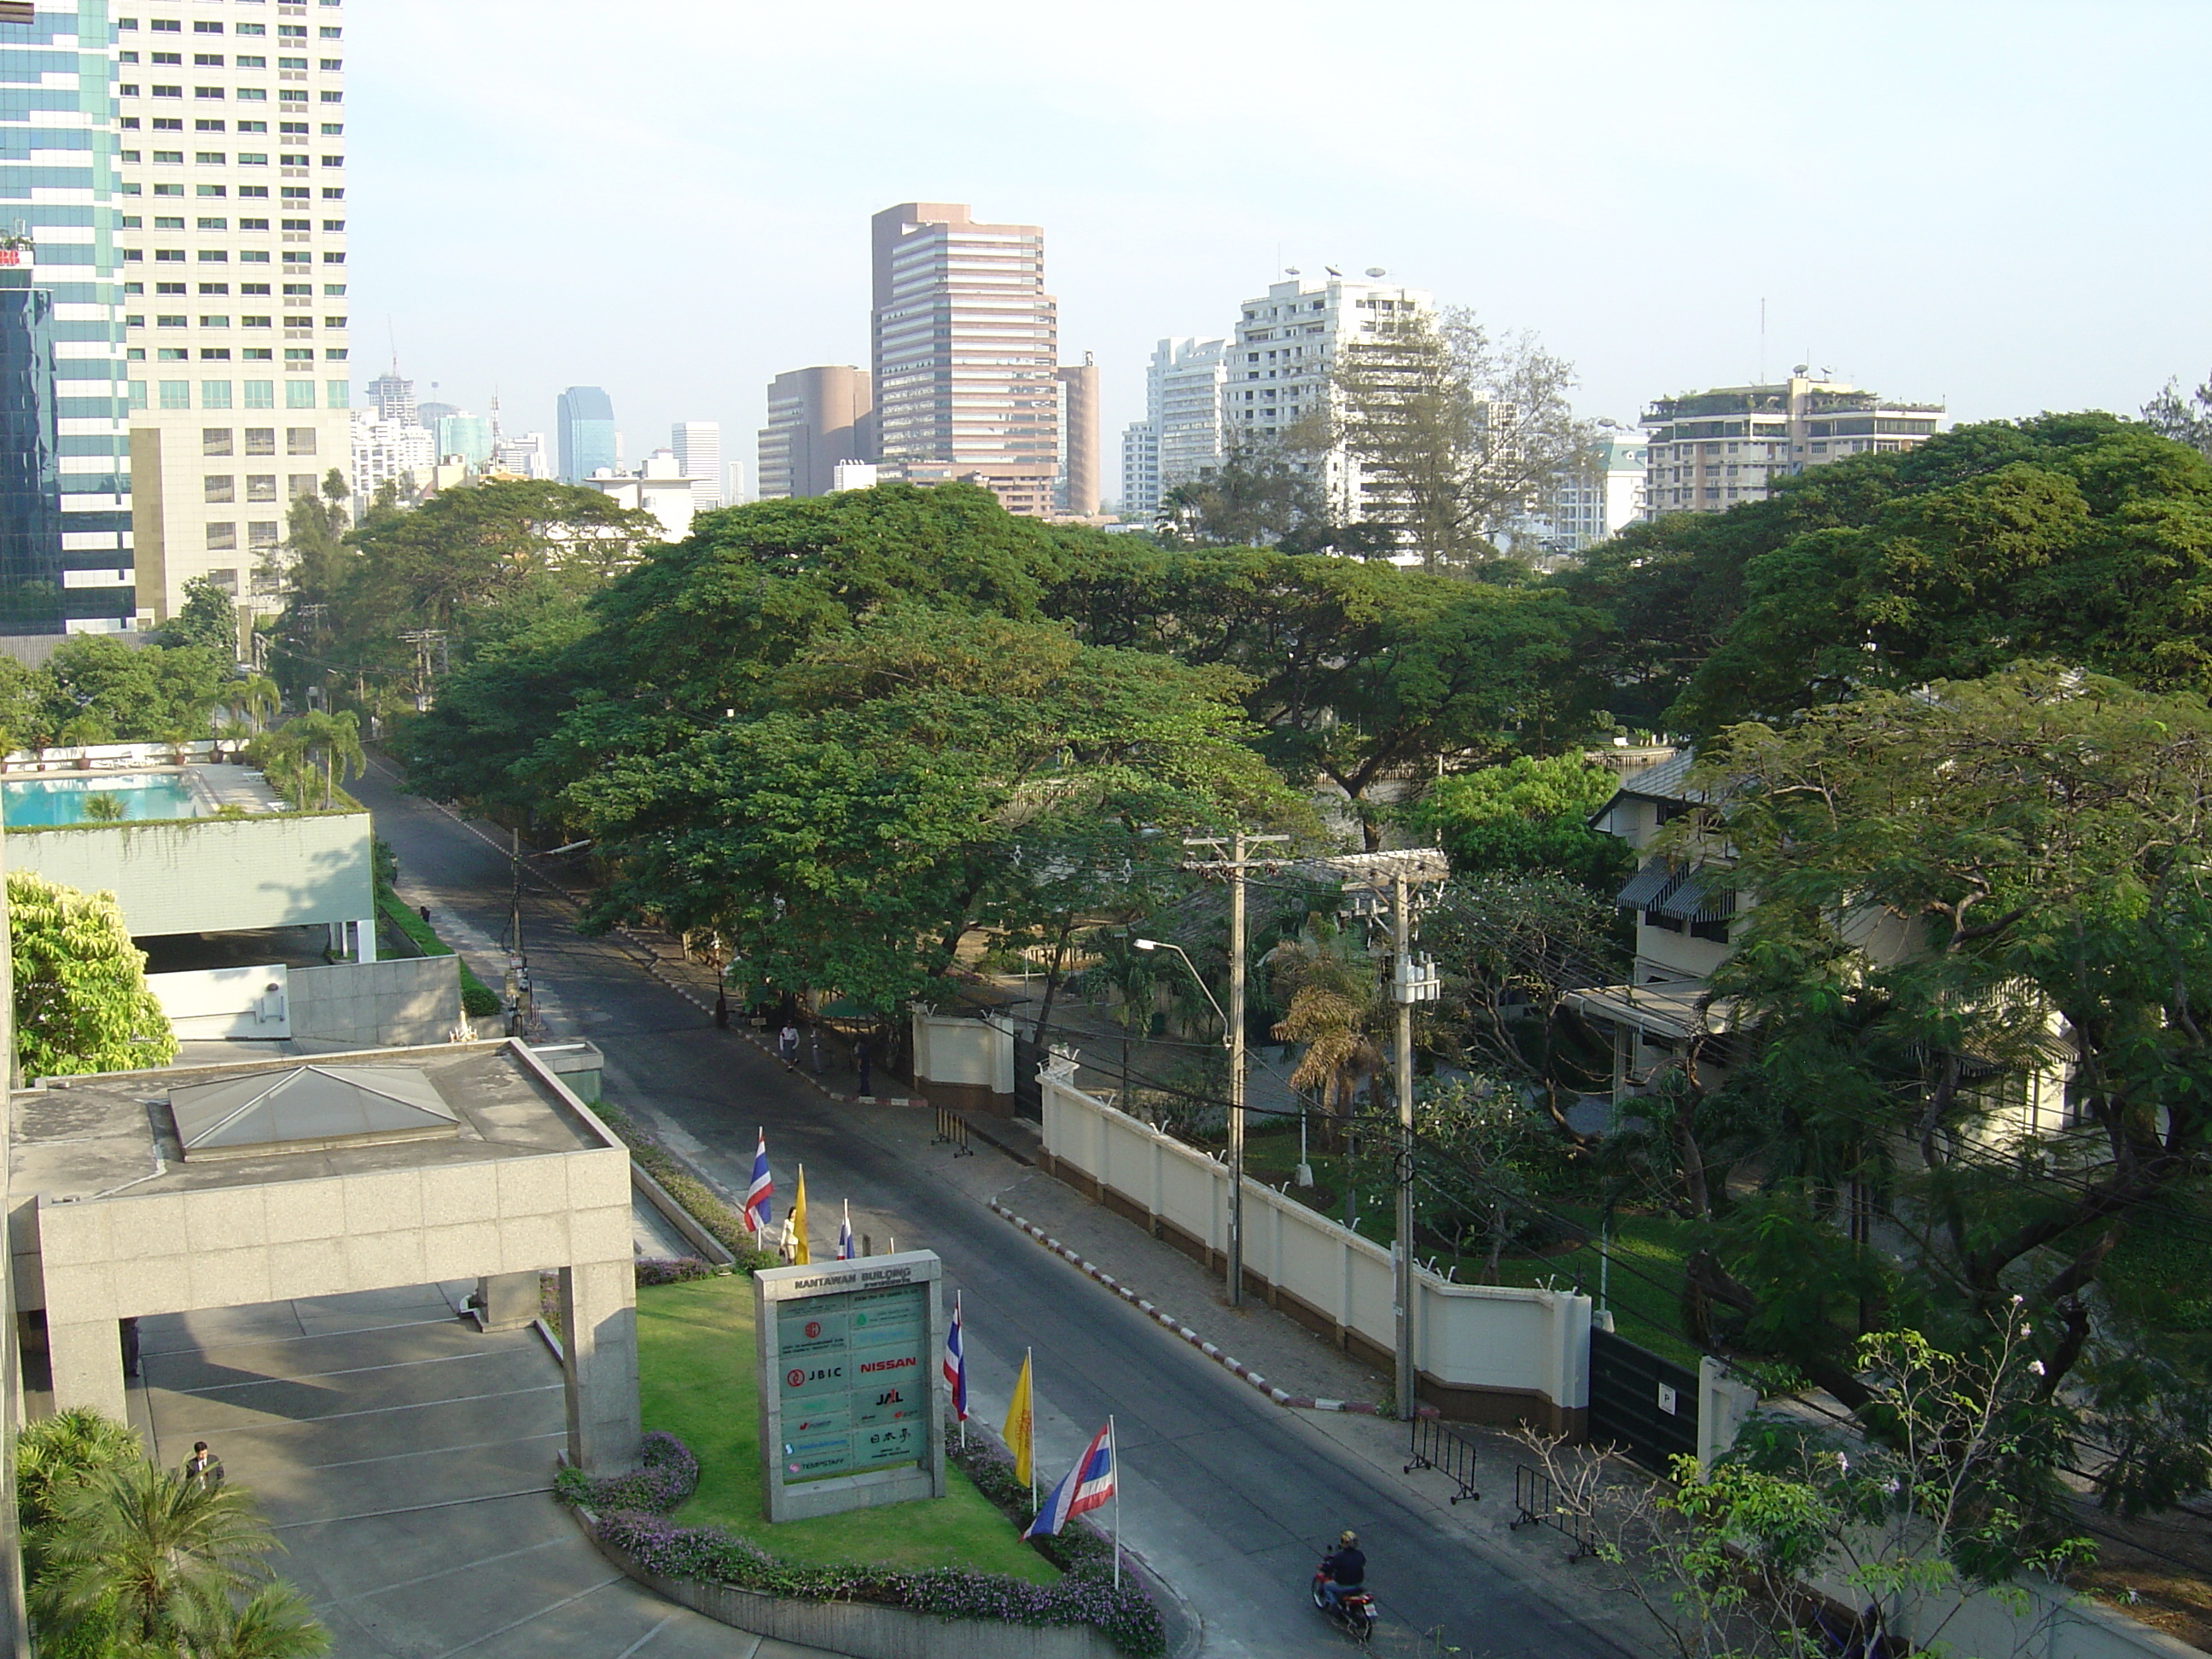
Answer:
[
  {"xmin": 836, "ymin": 1201, "xmax": 854, "ymax": 1260},
  {"xmin": 1023, "ymin": 1420, "xmax": 1115, "ymax": 1538},
  {"xmin": 943, "ymin": 1293, "xmax": 968, "ymax": 1422},
  {"xmin": 743, "ymin": 1130, "xmax": 773, "ymax": 1236}
]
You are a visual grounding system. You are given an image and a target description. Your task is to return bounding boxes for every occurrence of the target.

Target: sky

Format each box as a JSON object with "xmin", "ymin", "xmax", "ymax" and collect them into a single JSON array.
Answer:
[{"xmin": 350, "ymin": 0, "xmax": 2212, "ymax": 499}]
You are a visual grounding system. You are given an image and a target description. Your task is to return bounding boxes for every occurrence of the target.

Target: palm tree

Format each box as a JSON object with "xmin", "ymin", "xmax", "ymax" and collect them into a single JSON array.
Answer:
[
  {"xmin": 248, "ymin": 712, "xmax": 364, "ymax": 809},
  {"xmin": 1267, "ymin": 926, "xmax": 1390, "ymax": 1153},
  {"xmin": 57, "ymin": 712, "xmax": 110, "ymax": 769},
  {"xmin": 226, "ymin": 674, "xmax": 281, "ymax": 736},
  {"xmin": 35, "ymin": 1460, "xmax": 276, "ymax": 1650},
  {"xmin": 183, "ymin": 1580, "xmax": 332, "ymax": 1659}
]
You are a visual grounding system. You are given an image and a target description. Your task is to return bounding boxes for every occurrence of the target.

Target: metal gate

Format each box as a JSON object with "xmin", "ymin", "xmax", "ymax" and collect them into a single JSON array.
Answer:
[
  {"xmin": 1012, "ymin": 1036, "xmax": 1045, "ymax": 1121},
  {"xmin": 1587, "ymin": 1328, "xmax": 1698, "ymax": 1472}
]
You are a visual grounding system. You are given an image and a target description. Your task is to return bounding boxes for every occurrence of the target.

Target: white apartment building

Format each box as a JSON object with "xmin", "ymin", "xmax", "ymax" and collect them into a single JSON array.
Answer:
[
  {"xmin": 671, "ymin": 420, "xmax": 722, "ymax": 509},
  {"xmin": 493, "ymin": 431, "xmax": 548, "ymax": 478},
  {"xmin": 1641, "ymin": 374, "xmax": 1943, "ymax": 517},
  {"xmin": 1223, "ymin": 273, "xmax": 1433, "ymax": 527},
  {"xmin": 349, "ymin": 408, "xmax": 431, "ymax": 500},
  {"xmin": 1120, "ymin": 421, "xmax": 1160, "ymax": 520},
  {"xmin": 580, "ymin": 449, "xmax": 700, "ymax": 541},
  {"xmin": 117, "ymin": 0, "xmax": 353, "ymax": 620},
  {"xmin": 1534, "ymin": 432, "xmax": 1648, "ymax": 556}
]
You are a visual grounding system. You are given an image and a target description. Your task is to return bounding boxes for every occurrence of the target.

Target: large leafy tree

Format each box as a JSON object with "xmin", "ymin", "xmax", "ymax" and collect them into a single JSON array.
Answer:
[
  {"xmin": 1408, "ymin": 753, "xmax": 1635, "ymax": 894},
  {"xmin": 564, "ymin": 606, "xmax": 1301, "ymax": 1016},
  {"xmin": 1672, "ymin": 667, "xmax": 2212, "ymax": 1512},
  {"xmin": 1154, "ymin": 441, "xmax": 1323, "ymax": 549},
  {"xmin": 158, "ymin": 574, "xmax": 241, "ymax": 659},
  {"xmin": 9, "ymin": 871, "xmax": 177, "ymax": 1079},
  {"xmin": 40, "ymin": 637, "xmax": 227, "ymax": 742}
]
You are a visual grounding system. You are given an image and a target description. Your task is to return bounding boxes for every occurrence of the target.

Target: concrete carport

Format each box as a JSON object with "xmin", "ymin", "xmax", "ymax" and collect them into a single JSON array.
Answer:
[{"xmin": 9, "ymin": 1040, "xmax": 640, "ymax": 1473}]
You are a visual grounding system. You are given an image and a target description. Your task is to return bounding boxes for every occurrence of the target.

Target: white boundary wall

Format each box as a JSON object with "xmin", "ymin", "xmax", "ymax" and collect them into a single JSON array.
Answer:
[{"xmin": 1040, "ymin": 1064, "xmax": 1591, "ymax": 1428}]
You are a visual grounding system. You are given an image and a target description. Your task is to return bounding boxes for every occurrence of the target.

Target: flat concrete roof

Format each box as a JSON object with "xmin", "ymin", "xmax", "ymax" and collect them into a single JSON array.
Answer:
[{"xmin": 10, "ymin": 1040, "xmax": 611, "ymax": 1204}]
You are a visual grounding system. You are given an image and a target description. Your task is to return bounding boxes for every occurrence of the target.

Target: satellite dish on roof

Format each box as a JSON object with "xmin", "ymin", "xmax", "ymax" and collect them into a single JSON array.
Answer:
[
  {"xmin": 1364, "ymin": 267, "xmax": 1387, "ymax": 277},
  {"xmin": 1285, "ymin": 265, "xmax": 1300, "ymax": 275}
]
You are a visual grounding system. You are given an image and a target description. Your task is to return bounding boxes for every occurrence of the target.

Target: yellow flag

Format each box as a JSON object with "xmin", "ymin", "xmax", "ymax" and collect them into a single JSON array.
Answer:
[
  {"xmin": 1004, "ymin": 1348, "xmax": 1033, "ymax": 1488},
  {"xmin": 791, "ymin": 1165, "xmax": 810, "ymax": 1266}
]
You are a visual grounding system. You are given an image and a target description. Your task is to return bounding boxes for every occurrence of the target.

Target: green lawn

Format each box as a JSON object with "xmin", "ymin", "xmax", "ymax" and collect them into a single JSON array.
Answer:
[{"xmin": 637, "ymin": 1277, "xmax": 1058, "ymax": 1581}]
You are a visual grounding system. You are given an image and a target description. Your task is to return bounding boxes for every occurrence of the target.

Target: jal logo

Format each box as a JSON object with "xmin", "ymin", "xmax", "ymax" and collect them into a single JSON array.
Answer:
[
  {"xmin": 805, "ymin": 1320, "xmax": 823, "ymax": 1339},
  {"xmin": 875, "ymin": 1388, "xmax": 904, "ymax": 1406}
]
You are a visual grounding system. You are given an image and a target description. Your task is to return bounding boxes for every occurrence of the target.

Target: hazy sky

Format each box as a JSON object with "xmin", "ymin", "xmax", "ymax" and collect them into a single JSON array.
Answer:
[{"xmin": 351, "ymin": 1, "xmax": 2211, "ymax": 496}]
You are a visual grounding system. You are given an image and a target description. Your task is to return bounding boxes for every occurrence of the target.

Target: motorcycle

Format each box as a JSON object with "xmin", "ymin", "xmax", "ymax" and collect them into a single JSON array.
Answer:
[{"xmin": 1310, "ymin": 1562, "xmax": 1378, "ymax": 1643}]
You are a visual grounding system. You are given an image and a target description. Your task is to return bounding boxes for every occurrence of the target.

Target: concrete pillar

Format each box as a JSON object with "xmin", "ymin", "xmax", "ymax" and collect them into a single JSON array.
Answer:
[
  {"xmin": 558, "ymin": 1260, "xmax": 642, "ymax": 1472},
  {"xmin": 47, "ymin": 1318, "xmax": 127, "ymax": 1423},
  {"xmin": 356, "ymin": 919, "xmax": 377, "ymax": 963},
  {"xmin": 474, "ymin": 1272, "xmax": 539, "ymax": 1333}
]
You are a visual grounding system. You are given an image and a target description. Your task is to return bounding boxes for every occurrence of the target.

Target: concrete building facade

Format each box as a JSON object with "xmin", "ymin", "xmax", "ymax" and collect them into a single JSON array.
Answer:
[
  {"xmin": 1054, "ymin": 356, "xmax": 1100, "ymax": 517},
  {"xmin": 1224, "ymin": 273, "xmax": 1433, "ymax": 527},
  {"xmin": 1120, "ymin": 421, "xmax": 1159, "ymax": 521},
  {"xmin": 120, "ymin": 0, "xmax": 353, "ymax": 625},
  {"xmin": 1534, "ymin": 432, "xmax": 1648, "ymax": 556},
  {"xmin": 756, "ymin": 364, "xmax": 872, "ymax": 500},
  {"xmin": 1641, "ymin": 374, "xmax": 1943, "ymax": 517},
  {"xmin": 870, "ymin": 201, "xmax": 1059, "ymax": 511},
  {"xmin": 579, "ymin": 448, "xmax": 701, "ymax": 541},
  {"xmin": 1119, "ymin": 336, "xmax": 1227, "ymax": 521}
]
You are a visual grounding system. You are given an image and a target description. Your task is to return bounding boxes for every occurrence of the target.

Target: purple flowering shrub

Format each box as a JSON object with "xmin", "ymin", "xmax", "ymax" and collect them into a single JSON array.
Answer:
[
  {"xmin": 571, "ymin": 1432, "xmax": 1166, "ymax": 1657},
  {"xmin": 555, "ymin": 1429, "xmax": 700, "ymax": 1515}
]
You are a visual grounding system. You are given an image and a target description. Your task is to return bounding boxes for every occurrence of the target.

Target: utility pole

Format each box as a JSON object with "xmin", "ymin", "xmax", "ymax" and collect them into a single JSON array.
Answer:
[{"xmin": 1181, "ymin": 830, "xmax": 1288, "ymax": 1307}]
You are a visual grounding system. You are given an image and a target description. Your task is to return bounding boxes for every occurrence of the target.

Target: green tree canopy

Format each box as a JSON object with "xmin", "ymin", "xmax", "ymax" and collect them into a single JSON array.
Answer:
[
  {"xmin": 1409, "ymin": 753, "xmax": 1636, "ymax": 893},
  {"xmin": 9, "ymin": 871, "xmax": 177, "ymax": 1079},
  {"xmin": 1674, "ymin": 666, "xmax": 2212, "ymax": 1511},
  {"xmin": 158, "ymin": 574, "xmax": 241, "ymax": 658}
]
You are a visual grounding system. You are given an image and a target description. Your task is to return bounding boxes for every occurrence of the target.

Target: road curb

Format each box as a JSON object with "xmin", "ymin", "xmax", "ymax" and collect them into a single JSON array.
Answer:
[{"xmin": 986, "ymin": 1200, "xmax": 1435, "ymax": 1421}]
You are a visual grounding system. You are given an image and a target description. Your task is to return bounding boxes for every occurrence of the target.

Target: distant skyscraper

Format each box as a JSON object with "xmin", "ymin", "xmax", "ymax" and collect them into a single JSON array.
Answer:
[
  {"xmin": 1640, "ymin": 375, "xmax": 1943, "ymax": 517},
  {"xmin": 556, "ymin": 386, "xmax": 617, "ymax": 480},
  {"xmin": 758, "ymin": 366, "xmax": 872, "ymax": 499},
  {"xmin": 494, "ymin": 431, "xmax": 550, "ymax": 478},
  {"xmin": 1123, "ymin": 336, "xmax": 1230, "ymax": 519},
  {"xmin": 672, "ymin": 421, "xmax": 724, "ymax": 509},
  {"xmin": 0, "ymin": 5, "xmax": 132, "ymax": 636},
  {"xmin": 434, "ymin": 414, "xmax": 494, "ymax": 467},
  {"xmin": 365, "ymin": 367, "xmax": 418, "ymax": 429},
  {"xmin": 1055, "ymin": 358, "xmax": 1101, "ymax": 518},
  {"xmin": 870, "ymin": 201, "xmax": 1059, "ymax": 517},
  {"xmin": 415, "ymin": 400, "xmax": 459, "ymax": 432},
  {"xmin": 726, "ymin": 458, "xmax": 747, "ymax": 504}
]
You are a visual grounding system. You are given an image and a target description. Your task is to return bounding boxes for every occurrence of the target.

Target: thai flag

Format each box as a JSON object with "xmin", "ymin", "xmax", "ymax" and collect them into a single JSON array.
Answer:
[
  {"xmin": 743, "ymin": 1130, "xmax": 772, "ymax": 1236},
  {"xmin": 1022, "ymin": 1420, "xmax": 1115, "ymax": 1539},
  {"xmin": 836, "ymin": 1202, "xmax": 854, "ymax": 1260},
  {"xmin": 943, "ymin": 1294, "xmax": 968, "ymax": 1422}
]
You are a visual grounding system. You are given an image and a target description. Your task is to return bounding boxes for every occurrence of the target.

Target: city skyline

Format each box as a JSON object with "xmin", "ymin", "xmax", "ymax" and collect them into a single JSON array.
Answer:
[{"xmin": 346, "ymin": 1, "xmax": 2212, "ymax": 508}]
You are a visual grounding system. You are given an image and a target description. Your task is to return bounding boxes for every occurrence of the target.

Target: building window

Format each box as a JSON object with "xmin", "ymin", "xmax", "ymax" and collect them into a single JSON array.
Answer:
[
  {"xmin": 201, "ymin": 381, "xmax": 232, "ymax": 409},
  {"xmin": 244, "ymin": 428, "xmax": 276, "ymax": 455},
  {"xmin": 201, "ymin": 428, "xmax": 232, "ymax": 456},
  {"xmin": 205, "ymin": 522, "xmax": 238, "ymax": 551},
  {"xmin": 247, "ymin": 521, "xmax": 279, "ymax": 547},
  {"xmin": 325, "ymin": 377, "xmax": 347, "ymax": 405},
  {"xmin": 158, "ymin": 381, "xmax": 190, "ymax": 408},
  {"xmin": 204, "ymin": 474, "xmax": 235, "ymax": 503},
  {"xmin": 246, "ymin": 474, "xmax": 276, "ymax": 502},
  {"xmin": 286, "ymin": 426, "xmax": 316, "ymax": 454}
]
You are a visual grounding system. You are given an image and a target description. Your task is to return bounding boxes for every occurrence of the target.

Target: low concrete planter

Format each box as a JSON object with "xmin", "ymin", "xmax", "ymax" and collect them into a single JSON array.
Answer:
[{"xmin": 586, "ymin": 1527, "xmax": 1126, "ymax": 1659}]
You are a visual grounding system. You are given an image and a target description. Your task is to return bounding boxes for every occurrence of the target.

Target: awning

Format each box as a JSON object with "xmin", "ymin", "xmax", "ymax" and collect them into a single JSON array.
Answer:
[
  {"xmin": 1615, "ymin": 859, "xmax": 1685, "ymax": 910},
  {"xmin": 1651, "ymin": 868, "xmax": 1737, "ymax": 924}
]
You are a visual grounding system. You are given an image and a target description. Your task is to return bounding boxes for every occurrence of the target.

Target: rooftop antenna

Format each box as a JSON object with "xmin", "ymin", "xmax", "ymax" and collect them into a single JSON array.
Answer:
[{"xmin": 1759, "ymin": 297, "xmax": 1766, "ymax": 384}]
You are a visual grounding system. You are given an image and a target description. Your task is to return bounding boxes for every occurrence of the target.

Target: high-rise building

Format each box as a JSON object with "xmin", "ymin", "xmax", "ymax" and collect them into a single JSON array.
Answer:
[
  {"xmin": 492, "ymin": 431, "xmax": 548, "ymax": 478},
  {"xmin": 870, "ymin": 201, "xmax": 1059, "ymax": 516},
  {"xmin": 1121, "ymin": 422, "xmax": 1160, "ymax": 521},
  {"xmin": 349, "ymin": 405, "xmax": 432, "ymax": 499},
  {"xmin": 1054, "ymin": 357, "xmax": 1100, "ymax": 518},
  {"xmin": 0, "ymin": 2, "xmax": 135, "ymax": 637},
  {"xmin": 121, "ymin": 1, "xmax": 354, "ymax": 624},
  {"xmin": 364, "ymin": 364, "xmax": 415, "ymax": 427},
  {"xmin": 725, "ymin": 457, "xmax": 746, "ymax": 504},
  {"xmin": 1224, "ymin": 272, "xmax": 1432, "ymax": 527},
  {"xmin": 433, "ymin": 412, "xmax": 492, "ymax": 467},
  {"xmin": 757, "ymin": 365, "xmax": 871, "ymax": 500},
  {"xmin": 1640, "ymin": 374, "xmax": 1943, "ymax": 517},
  {"xmin": 671, "ymin": 420, "xmax": 722, "ymax": 509},
  {"xmin": 556, "ymin": 385, "xmax": 615, "ymax": 481}
]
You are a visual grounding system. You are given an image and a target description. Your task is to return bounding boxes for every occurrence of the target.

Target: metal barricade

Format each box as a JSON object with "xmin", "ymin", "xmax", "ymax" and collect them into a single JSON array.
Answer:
[
  {"xmin": 1403, "ymin": 1417, "xmax": 1481, "ymax": 1504},
  {"xmin": 932, "ymin": 1105, "xmax": 974, "ymax": 1156},
  {"xmin": 1510, "ymin": 1464, "xmax": 1597, "ymax": 1563}
]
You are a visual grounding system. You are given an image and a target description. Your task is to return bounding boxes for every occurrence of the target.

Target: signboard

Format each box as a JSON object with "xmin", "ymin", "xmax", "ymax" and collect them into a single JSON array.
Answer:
[{"xmin": 754, "ymin": 1249, "xmax": 946, "ymax": 1522}]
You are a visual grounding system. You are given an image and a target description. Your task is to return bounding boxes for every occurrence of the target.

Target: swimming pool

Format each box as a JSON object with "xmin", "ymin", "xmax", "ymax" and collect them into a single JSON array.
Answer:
[{"xmin": 2, "ymin": 773, "xmax": 202, "ymax": 827}]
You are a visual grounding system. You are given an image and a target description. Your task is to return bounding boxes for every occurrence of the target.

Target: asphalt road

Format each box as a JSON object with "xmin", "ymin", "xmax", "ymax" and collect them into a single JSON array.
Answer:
[{"xmin": 359, "ymin": 759, "xmax": 1639, "ymax": 1659}]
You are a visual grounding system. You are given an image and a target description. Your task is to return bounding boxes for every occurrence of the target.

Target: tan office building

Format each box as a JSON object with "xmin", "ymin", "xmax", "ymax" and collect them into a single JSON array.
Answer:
[
  {"xmin": 119, "ymin": 0, "xmax": 354, "ymax": 625},
  {"xmin": 755, "ymin": 365, "xmax": 873, "ymax": 500},
  {"xmin": 1641, "ymin": 375, "xmax": 1943, "ymax": 516},
  {"xmin": 870, "ymin": 201, "xmax": 1060, "ymax": 515}
]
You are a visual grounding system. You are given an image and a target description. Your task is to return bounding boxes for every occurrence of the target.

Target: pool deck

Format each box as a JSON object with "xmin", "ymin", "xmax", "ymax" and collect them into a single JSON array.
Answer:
[{"xmin": 0, "ymin": 763, "xmax": 288, "ymax": 821}]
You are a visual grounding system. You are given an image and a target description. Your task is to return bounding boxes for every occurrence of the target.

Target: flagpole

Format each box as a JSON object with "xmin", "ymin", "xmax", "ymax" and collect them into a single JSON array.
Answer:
[
  {"xmin": 1027, "ymin": 1346, "xmax": 1036, "ymax": 1512},
  {"xmin": 1110, "ymin": 1414, "xmax": 1121, "ymax": 1590},
  {"xmin": 957, "ymin": 1292, "xmax": 966, "ymax": 1451}
]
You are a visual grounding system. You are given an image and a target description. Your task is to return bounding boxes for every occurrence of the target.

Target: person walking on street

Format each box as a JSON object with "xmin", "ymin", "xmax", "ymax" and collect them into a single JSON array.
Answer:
[
  {"xmin": 183, "ymin": 1441, "xmax": 224, "ymax": 1492},
  {"xmin": 778, "ymin": 1022, "xmax": 800, "ymax": 1070}
]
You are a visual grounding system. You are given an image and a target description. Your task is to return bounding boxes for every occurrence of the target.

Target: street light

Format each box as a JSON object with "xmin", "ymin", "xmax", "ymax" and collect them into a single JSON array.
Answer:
[{"xmin": 1134, "ymin": 937, "xmax": 1247, "ymax": 1305}]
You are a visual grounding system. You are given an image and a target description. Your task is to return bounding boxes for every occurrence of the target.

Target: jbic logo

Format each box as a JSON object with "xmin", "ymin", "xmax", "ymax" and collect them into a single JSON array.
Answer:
[{"xmin": 785, "ymin": 1365, "xmax": 842, "ymax": 1387}]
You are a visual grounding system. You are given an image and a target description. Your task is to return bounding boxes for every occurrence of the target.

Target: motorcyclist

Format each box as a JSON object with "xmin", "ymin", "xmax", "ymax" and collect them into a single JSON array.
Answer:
[{"xmin": 1318, "ymin": 1529, "xmax": 1366, "ymax": 1611}]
